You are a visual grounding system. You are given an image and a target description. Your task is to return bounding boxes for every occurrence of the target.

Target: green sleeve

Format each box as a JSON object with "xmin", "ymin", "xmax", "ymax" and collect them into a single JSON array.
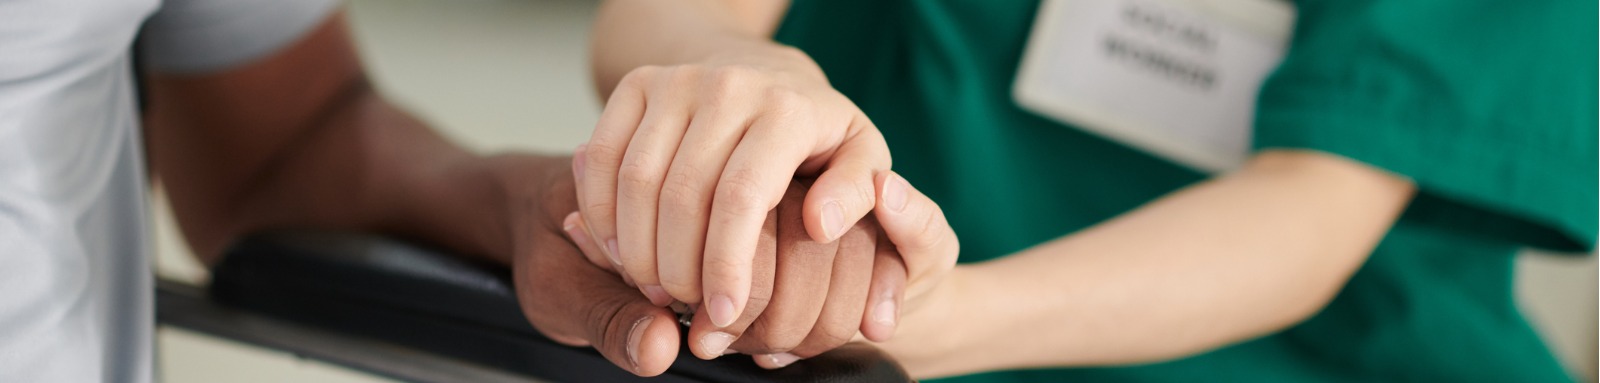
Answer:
[{"xmin": 1253, "ymin": 0, "xmax": 1598, "ymax": 252}]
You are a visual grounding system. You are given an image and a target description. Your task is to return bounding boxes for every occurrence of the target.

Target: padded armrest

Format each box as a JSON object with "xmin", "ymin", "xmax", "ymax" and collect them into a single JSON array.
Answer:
[{"xmin": 208, "ymin": 231, "xmax": 912, "ymax": 383}]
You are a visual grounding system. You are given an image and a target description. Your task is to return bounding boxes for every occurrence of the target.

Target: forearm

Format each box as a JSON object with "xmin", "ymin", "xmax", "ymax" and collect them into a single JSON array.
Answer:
[
  {"xmin": 590, "ymin": 0, "xmax": 798, "ymax": 98},
  {"xmin": 146, "ymin": 13, "xmax": 570, "ymax": 264},
  {"xmin": 221, "ymin": 86, "xmax": 548, "ymax": 264},
  {"xmin": 894, "ymin": 150, "xmax": 1415, "ymax": 378},
  {"xmin": 155, "ymin": 79, "xmax": 548, "ymax": 264}
]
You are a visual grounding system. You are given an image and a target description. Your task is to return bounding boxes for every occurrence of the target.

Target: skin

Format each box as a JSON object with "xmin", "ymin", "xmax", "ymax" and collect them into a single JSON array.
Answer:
[
  {"xmin": 587, "ymin": 0, "xmax": 1419, "ymax": 379},
  {"xmin": 141, "ymin": 10, "xmax": 935, "ymax": 376},
  {"xmin": 584, "ymin": 0, "xmax": 954, "ymax": 366},
  {"xmin": 570, "ymin": 175, "xmax": 946, "ymax": 366},
  {"xmin": 581, "ymin": 0, "xmax": 893, "ymax": 334}
]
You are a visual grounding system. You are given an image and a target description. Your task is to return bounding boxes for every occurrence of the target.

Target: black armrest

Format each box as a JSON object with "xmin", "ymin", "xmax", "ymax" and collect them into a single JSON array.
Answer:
[{"xmin": 206, "ymin": 231, "xmax": 912, "ymax": 383}]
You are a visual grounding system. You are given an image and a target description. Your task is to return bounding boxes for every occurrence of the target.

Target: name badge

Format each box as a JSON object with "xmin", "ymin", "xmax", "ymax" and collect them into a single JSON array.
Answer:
[{"xmin": 1013, "ymin": 0, "xmax": 1295, "ymax": 171}]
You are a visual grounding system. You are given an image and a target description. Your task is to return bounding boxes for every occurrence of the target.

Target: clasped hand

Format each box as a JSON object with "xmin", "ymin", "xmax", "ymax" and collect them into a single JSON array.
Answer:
[{"xmin": 551, "ymin": 53, "xmax": 959, "ymax": 375}]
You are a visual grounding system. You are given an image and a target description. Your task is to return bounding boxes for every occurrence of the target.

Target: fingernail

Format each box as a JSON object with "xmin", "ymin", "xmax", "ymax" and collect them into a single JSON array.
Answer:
[
  {"xmin": 626, "ymin": 316, "xmax": 652, "ymax": 371},
  {"xmin": 765, "ymin": 353, "xmax": 801, "ymax": 368},
  {"xmin": 872, "ymin": 299, "xmax": 897, "ymax": 327},
  {"xmin": 822, "ymin": 201, "xmax": 845, "ymax": 241},
  {"xmin": 708, "ymin": 294, "xmax": 736, "ymax": 328},
  {"xmin": 642, "ymin": 285, "xmax": 672, "ymax": 307},
  {"xmin": 699, "ymin": 331, "xmax": 735, "ymax": 358},
  {"xmin": 562, "ymin": 214, "xmax": 584, "ymax": 240},
  {"xmin": 605, "ymin": 239, "xmax": 623, "ymax": 269},
  {"xmin": 883, "ymin": 174, "xmax": 908, "ymax": 212}
]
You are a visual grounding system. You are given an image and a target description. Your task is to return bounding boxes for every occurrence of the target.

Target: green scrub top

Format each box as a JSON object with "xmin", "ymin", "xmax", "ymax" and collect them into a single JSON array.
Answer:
[{"xmin": 774, "ymin": 0, "xmax": 1597, "ymax": 382}]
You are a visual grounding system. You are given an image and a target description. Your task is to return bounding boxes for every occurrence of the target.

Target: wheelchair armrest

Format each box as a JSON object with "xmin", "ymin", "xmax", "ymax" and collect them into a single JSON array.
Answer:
[{"xmin": 205, "ymin": 230, "xmax": 912, "ymax": 383}]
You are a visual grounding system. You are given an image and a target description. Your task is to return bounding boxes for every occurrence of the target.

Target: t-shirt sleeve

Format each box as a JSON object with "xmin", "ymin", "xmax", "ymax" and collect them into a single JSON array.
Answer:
[
  {"xmin": 138, "ymin": 0, "xmax": 339, "ymax": 74},
  {"xmin": 1251, "ymin": 0, "xmax": 1598, "ymax": 253}
]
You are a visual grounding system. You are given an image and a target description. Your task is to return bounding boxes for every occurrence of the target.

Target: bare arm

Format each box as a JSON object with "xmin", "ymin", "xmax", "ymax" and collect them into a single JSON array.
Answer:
[
  {"xmin": 144, "ymin": 12, "xmax": 554, "ymax": 265},
  {"xmin": 881, "ymin": 150, "xmax": 1416, "ymax": 378},
  {"xmin": 590, "ymin": 0, "xmax": 791, "ymax": 98}
]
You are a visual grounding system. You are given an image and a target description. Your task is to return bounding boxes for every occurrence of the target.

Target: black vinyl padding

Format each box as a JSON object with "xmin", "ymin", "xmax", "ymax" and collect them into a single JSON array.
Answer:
[{"xmin": 210, "ymin": 231, "xmax": 912, "ymax": 383}]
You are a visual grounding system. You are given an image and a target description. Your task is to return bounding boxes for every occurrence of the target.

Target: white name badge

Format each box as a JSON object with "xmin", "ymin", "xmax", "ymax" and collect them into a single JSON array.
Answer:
[{"xmin": 1013, "ymin": 0, "xmax": 1295, "ymax": 172}]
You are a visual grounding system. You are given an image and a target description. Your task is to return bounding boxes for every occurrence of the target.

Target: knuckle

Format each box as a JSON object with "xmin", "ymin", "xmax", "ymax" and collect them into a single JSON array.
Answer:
[
  {"xmin": 658, "ymin": 166, "xmax": 711, "ymax": 213},
  {"xmin": 582, "ymin": 295, "xmax": 633, "ymax": 348},
  {"xmin": 713, "ymin": 170, "xmax": 771, "ymax": 217},
  {"xmin": 668, "ymin": 65, "xmax": 702, "ymax": 84},
  {"xmin": 848, "ymin": 178, "xmax": 877, "ymax": 211},
  {"xmin": 746, "ymin": 322, "xmax": 805, "ymax": 353},
  {"xmin": 583, "ymin": 141, "xmax": 627, "ymax": 170},
  {"xmin": 581, "ymin": 198, "xmax": 616, "ymax": 218},
  {"xmin": 742, "ymin": 293, "xmax": 772, "ymax": 315},
  {"xmin": 701, "ymin": 256, "xmax": 749, "ymax": 286},
  {"xmin": 907, "ymin": 206, "xmax": 950, "ymax": 251},
  {"xmin": 761, "ymin": 88, "xmax": 812, "ymax": 119},
  {"xmin": 704, "ymin": 65, "xmax": 757, "ymax": 96},
  {"xmin": 805, "ymin": 326, "xmax": 855, "ymax": 353},
  {"xmin": 617, "ymin": 156, "xmax": 664, "ymax": 194},
  {"xmin": 620, "ymin": 66, "xmax": 656, "ymax": 87}
]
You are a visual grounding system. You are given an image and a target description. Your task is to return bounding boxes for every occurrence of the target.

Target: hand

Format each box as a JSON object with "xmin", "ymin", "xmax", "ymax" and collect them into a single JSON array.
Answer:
[
  {"xmin": 492, "ymin": 154, "xmax": 682, "ymax": 376},
  {"xmin": 569, "ymin": 179, "xmax": 904, "ymax": 368},
  {"xmin": 573, "ymin": 46, "xmax": 893, "ymax": 328},
  {"xmin": 858, "ymin": 171, "xmax": 965, "ymax": 371},
  {"xmin": 571, "ymin": 170, "xmax": 960, "ymax": 370}
]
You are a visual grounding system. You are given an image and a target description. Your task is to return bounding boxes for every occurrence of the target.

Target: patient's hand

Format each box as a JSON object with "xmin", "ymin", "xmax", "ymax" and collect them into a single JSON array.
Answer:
[{"xmin": 494, "ymin": 156, "xmax": 684, "ymax": 377}]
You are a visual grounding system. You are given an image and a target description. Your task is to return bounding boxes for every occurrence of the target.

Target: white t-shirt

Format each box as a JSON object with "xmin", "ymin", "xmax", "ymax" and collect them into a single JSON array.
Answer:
[{"xmin": 0, "ymin": 0, "xmax": 334, "ymax": 381}]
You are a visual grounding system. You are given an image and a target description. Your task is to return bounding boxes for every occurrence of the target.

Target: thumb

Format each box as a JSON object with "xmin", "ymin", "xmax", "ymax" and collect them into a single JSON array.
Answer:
[
  {"xmin": 583, "ymin": 295, "xmax": 681, "ymax": 376},
  {"xmin": 805, "ymin": 125, "xmax": 891, "ymax": 243},
  {"xmin": 871, "ymin": 170, "xmax": 958, "ymax": 289},
  {"xmin": 543, "ymin": 217, "xmax": 681, "ymax": 376}
]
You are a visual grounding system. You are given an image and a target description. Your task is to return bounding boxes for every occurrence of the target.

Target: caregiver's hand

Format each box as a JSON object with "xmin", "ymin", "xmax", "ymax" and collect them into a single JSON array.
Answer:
[{"xmin": 574, "ymin": 46, "xmax": 893, "ymax": 329}]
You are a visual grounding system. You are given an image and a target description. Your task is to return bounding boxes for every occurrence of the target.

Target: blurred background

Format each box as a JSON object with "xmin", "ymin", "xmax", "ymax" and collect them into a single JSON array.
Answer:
[{"xmin": 150, "ymin": 0, "xmax": 1598, "ymax": 382}]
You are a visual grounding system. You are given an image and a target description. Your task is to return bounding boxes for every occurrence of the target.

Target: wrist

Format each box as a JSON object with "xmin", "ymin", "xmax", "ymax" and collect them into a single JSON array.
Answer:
[
  {"xmin": 883, "ymin": 265, "xmax": 979, "ymax": 377},
  {"xmin": 481, "ymin": 153, "xmax": 577, "ymax": 259},
  {"xmin": 698, "ymin": 41, "xmax": 828, "ymax": 84}
]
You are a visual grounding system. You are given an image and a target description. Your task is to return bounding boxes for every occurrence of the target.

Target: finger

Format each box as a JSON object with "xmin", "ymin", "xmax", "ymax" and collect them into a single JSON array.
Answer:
[
  {"xmin": 574, "ymin": 148, "xmax": 631, "ymax": 290},
  {"xmin": 579, "ymin": 68, "xmax": 651, "ymax": 271},
  {"xmin": 563, "ymin": 212, "xmax": 613, "ymax": 273},
  {"xmin": 727, "ymin": 183, "xmax": 837, "ymax": 354},
  {"xmin": 804, "ymin": 121, "xmax": 891, "ymax": 244},
  {"xmin": 566, "ymin": 211, "xmax": 636, "ymax": 289},
  {"xmin": 701, "ymin": 114, "xmax": 821, "ymax": 328},
  {"xmin": 789, "ymin": 217, "xmax": 875, "ymax": 358},
  {"xmin": 514, "ymin": 234, "xmax": 679, "ymax": 376},
  {"xmin": 615, "ymin": 84, "xmax": 696, "ymax": 306},
  {"xmin": 581, "ymin": 294, "xmax": 680, "ymax": 376},
  {"xmin": 873, "ymin": 171, "xmax": 959, "ymax": 289},
  {"xmin": 685, "ymin": 207, "xmax": 778, "ymax": 359},
  {"xmin": 859, "ymin": 229, "xmax": 906, "ymax": 342},
  {"xmin": 753, "ymin": 352, "xmax": 804, "ymax": 369},
  {"xmin": 655, "ymin": 101, "xmax": 758, "ymax": 305}
]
